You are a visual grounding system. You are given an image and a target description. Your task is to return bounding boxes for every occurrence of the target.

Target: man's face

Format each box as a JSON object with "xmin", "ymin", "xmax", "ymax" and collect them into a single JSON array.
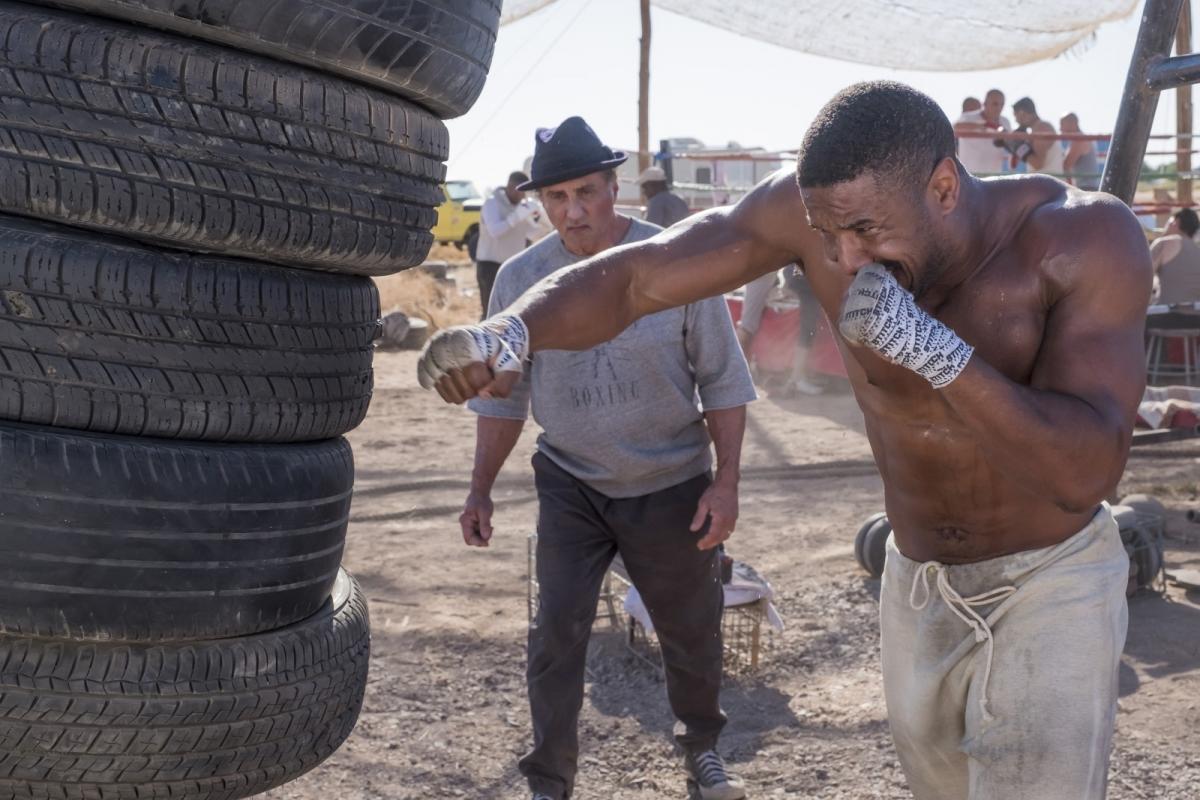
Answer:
[
  {"xmin": 983, "ymin": 92, "xmax": 1004, "ymax": 123},
  {"xmin": 1060, "ymin": 115, "xmax": 1079, "ymax": 134},
  {"xmin": 801, "ymin": 171, "xmax": 953, "ymax": 300},
  {"xmin": 1013, "ymin": 108, "xmax": 1034, "ymax": 128},
  {"xmin": 539, "ymin": 171, "xmax": 619, "ymax": 256},
  {"xmin": 505, "ymin": 181, "xmax": 526, "ymax": 204}
]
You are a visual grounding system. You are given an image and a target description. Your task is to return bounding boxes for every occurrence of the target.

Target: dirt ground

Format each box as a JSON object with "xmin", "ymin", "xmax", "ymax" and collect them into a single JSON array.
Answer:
[{"xmin": 266, "ymin": 268, "xmax": 1200, "ymax": 800}]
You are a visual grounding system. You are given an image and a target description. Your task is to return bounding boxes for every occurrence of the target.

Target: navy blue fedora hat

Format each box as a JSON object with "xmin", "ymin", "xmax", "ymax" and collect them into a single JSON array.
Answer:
[{"xmin": 518, "ymin": 116, "xmax": 628, "ymax": 191}]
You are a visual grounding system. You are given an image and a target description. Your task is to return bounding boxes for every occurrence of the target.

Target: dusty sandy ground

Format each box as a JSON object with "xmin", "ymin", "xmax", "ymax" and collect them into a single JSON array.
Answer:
[{"xmin": 264, "ymin": 270, "xmax": 1200, "ymax": 800}]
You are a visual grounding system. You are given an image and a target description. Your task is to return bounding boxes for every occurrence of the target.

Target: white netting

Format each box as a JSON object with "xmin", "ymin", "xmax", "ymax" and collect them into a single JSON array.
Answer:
[
  {"xmin": 500, "ymin": 0, "xmax": 559, "ymax": 25},
  {"xmin": 500, "ymin": 0, "xmax": 1140, "ymax": 70}
]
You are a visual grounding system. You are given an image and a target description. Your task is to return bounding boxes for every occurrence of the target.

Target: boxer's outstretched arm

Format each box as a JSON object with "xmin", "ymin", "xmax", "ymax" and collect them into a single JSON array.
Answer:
[
  {"xmin": 510, "ymin": 173, "xmax": 802, "ymax": 352},
  {"xmin": 417, "ymin": 173, "xmax": 810, "ymax": 403},
  {"xmin": 938, "ymin": 202, "xmax": 1151, "ymax": 512}
]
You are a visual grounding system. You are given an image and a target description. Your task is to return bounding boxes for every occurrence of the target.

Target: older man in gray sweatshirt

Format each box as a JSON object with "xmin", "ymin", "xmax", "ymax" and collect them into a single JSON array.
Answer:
[{"xmin": 456, "ymin": 117, "xmax": 755, "ymax": 800}]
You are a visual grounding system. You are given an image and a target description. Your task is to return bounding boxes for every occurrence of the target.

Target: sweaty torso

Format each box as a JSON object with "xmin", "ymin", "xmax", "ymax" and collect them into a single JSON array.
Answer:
[{"xmin": 780, "ymin": 177, "xmax": 1103, "ymax": 562}]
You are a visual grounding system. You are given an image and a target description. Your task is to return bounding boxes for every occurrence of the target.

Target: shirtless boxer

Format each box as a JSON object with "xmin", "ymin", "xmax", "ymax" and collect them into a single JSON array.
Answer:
[{"xmin": 418, "ymin": 82, "xmax": 1152, "ymax": 799}]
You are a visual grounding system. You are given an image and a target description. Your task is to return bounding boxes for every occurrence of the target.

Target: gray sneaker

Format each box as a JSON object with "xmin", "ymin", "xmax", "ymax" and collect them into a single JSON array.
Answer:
[{"xmin": 685, "ymin": 750, "xmax": 746, "ymax": 800}]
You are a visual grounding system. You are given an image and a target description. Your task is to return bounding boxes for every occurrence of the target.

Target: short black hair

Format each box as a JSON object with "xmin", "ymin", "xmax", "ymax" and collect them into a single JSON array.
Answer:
[
  {"xmin": 1013, "ymin": 97, "xmax": 1037, "ymax": 116},
  {"xmin": 797, "ymin": 81, "xmax": 956, "ymax": 191},
  {"xmin": 508, "ymin": 171, "xmax": 530, "ymax": 186},
  {"xmin": 1176, "ymin": 208, "xmax": 1199, "ymax": 237}
]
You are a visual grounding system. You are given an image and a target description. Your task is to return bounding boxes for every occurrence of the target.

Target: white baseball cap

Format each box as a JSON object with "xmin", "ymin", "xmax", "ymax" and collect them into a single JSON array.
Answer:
[{"xmin": 636, "ymin": 166, "xmax": 667, "ymax": 185}]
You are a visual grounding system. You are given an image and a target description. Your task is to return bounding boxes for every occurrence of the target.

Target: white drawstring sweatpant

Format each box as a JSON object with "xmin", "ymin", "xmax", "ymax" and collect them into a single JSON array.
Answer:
[{"xmin": 880, "ymin": 504, "xmax": 1129, "ymax": 800}]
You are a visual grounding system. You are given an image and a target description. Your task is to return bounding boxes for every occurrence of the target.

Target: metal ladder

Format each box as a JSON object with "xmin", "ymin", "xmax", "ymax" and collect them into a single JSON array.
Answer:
[{"xmin": 1104, "ymin": 0, "xmax": 1199, "ymax": 202}]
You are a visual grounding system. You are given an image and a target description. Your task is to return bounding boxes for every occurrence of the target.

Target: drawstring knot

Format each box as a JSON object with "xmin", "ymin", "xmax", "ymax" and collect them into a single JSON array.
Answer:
[{"xmin": 910, "ymin": 562, "xmax": 1017, "ymax": 722}]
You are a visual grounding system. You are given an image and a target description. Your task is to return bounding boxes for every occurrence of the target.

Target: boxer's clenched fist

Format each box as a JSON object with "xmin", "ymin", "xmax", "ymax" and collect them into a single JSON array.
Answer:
[
  {"xmin": 838, "ymin": 263, "xmax": 974, "ymax": 389},
  {"xmin": 417, "ymin": 314, "xmax": 530, "ymax": 403}
]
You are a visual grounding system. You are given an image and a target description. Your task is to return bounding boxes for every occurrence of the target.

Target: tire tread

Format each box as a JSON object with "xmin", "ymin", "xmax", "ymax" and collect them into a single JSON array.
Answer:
[
  {"xmin": 0, "ymin": 571, "xmax": 369, "ymax": 799},
  {"xmin": 0, "ymin": 216, "xmax": 379, "ymax": 442},
  {"xmin": 0, "ymin": 3, "xmax": 448, "ymax": 274}
]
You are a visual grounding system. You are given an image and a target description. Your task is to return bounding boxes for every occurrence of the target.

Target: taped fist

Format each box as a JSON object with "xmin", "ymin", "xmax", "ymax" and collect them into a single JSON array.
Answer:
[
  {"xmin": 416, "ymin": 314, "xmax": 530, "ymax": 403},
  {"xmin": 838, "ymin": 264, "xmax": 974, "ymax": 389}
]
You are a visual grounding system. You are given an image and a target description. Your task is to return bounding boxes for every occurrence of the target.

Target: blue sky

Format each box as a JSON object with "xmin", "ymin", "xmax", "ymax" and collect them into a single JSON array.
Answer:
[{"xmin": 445, "ymin": 0, "xmax": 1194, "ymax": 192}]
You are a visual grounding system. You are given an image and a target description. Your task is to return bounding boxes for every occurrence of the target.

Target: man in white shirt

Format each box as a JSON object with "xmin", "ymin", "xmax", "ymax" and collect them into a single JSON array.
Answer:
[
  {"xmin": 475, "ymin": 171, "xmax": 546, "ymax": 315},
  {"xmin": 953, "ymin": 88, "xmax": 1011, "ymax": 176}
]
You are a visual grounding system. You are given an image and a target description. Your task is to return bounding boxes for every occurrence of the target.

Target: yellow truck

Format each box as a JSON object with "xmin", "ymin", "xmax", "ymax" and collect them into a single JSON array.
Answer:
[{"xmin": 432, "ymin": 180, "xmax": 483, "ymax": 257}]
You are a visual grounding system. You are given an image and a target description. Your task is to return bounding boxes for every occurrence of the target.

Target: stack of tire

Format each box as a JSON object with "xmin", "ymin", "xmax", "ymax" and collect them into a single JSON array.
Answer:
[{"xmin": 0, "ymin": 1, "xmax": 499, "ymax": 796}]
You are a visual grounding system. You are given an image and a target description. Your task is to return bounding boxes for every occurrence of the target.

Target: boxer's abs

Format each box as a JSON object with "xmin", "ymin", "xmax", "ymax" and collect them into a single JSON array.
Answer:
[{"xmin": 865, "ymin": 413, "xmax": 1098, "ymax": 564}]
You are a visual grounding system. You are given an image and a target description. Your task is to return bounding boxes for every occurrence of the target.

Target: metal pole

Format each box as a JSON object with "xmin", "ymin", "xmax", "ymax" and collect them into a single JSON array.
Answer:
[
  {"xmin": 638, "ymin": 0, "xmax": 651, "ymax": 173},
  {"xmin": 1178, "ymin": 1, "xmax": 1193, "ymax": 205},
  {"xmin": 1102, "ymin": 0, "xmax": 1187, "ymax": 203}
]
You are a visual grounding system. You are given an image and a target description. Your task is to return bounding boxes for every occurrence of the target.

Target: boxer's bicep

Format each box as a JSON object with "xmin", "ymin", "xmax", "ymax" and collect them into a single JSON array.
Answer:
[
  {"xmin": 510, "ymin": 172, "xmax": 820, "ymax": 353},
  {"xmin": 1031, "ymin": 228, "xmax": 1152, "ymax": 430},
  {"xmin": 631, "ymin": 172, "xmax": 818, "ymax": 315}
]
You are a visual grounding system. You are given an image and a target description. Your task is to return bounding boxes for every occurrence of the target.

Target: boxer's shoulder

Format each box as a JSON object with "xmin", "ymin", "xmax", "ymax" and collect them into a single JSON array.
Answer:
[
  {"xmin": 1006, "ymin": 180, "xmax": 1151, "ymax": 302},
  {"xmin": 1018, "ymin": 181, "xmax": 1141, "ymax": 252},
  {"xmin": 734, "ymin": 170, "xmax": 820, "ymax": 260}
]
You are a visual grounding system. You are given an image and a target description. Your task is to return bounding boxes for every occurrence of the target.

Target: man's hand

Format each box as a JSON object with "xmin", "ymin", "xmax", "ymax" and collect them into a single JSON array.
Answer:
[
  {"xmin": 417, "ymin": 314, "xmax": 529, "ymax": 403},
  {"xmin": 691, "ymin": 475, "xmax": 739, "ymax": 550},
  {"xmin": 838, "ymin": 263, "xmax": 974, "ymax": 389},
  {"xmin": 460, "ymin": 490, "xmax": 495, "ymax": 547}
]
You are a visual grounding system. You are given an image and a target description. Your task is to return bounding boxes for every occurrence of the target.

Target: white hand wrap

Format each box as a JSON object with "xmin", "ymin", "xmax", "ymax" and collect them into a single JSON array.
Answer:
[
  {"xmin": 416, "ymin": 314, "xmax": 530, "ymax": 389},
  {"xmin": 838, "ymin": 264, "xmax": 974, "ymax": 389}
]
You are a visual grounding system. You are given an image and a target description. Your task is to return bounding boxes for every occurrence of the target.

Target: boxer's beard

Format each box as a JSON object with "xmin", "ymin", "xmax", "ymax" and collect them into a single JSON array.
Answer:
[{"xmin": 910, "ymin": 240, "xmax": 954, "ymax": 301}]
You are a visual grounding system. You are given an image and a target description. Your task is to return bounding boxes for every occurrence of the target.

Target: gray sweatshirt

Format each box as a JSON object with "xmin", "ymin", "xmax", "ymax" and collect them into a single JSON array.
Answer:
[{"xmin": 469, "ymin": 218, "xmax": 756, "ymax": 498}]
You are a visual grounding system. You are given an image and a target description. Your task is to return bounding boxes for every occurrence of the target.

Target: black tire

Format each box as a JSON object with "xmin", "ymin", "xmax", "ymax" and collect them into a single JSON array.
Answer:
[
  {"xmin": 854, "ymin": 514, "xmax": 891, "ymax": 579},
  {"xmin": 853, "ymin": 512, "xmax": 888, "ymax": 578},
  {"xmin": 0, "ymin": 422, "xmax": 353, "ymax": 641},
  {"xmin": 1114, "ymin": 502, "xmax": 1164, "ymax": 590},
  {"xmin": 0, "ymin": 215, "xmax": 378, "ymax": 442},
  {"xmin": 0, "ymin": 2, "xmax": 447, "ymax": 275},
  {"xmin": 0, "ymin": 568, "xmax": 369, "ymax": 800},
  {"xmin": 1123, "ymin": 525, "xmax": 1163, "ymax": 590},
  {"xmin": 1118, "ymin": 493, "xmax": 1167, "ymax": 533},
  {"xmin": 37, "ymin": 0, "xmax": 502, "ymax": 118}
]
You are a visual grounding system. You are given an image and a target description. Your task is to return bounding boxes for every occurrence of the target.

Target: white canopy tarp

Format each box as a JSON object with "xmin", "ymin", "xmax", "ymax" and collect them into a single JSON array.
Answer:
[{"xmin": 500, "ymin": 0, "xmax": 1141, "ymax": 71}]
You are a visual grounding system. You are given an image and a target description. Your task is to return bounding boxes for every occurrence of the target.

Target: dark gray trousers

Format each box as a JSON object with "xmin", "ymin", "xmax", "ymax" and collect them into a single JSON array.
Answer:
[
  {"xmin": 519, "ymin": 452, "xmax": 727, "ymax": 799},
  {"xmin": 475, "ymin": 260, "xmax": 501, "ymax": 317}
]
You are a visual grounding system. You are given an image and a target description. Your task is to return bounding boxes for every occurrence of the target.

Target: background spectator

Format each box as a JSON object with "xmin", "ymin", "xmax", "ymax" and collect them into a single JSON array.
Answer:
[
  {"xmin": 736, "ymin": 271, "xmax": 778, "ymax": 357},
  {"xmin": 1061, "ymin": 113, "xmax": 1101, "ymax": 190},
  {"xmin": 954, "ymin": 88, "xmax": 1011, "ymax": 175},
  {"xmin": 475, "ymin": 170, "xmax": 546, "ymax": 316},
  {"xmin": 638, "ymin": 166, "xmax": 690, "ymax": 227},
  {"xmin": 1011, "ymin": 97, "xmax": 1065, "ymax": 177},
  {"xmin": 1152, "ymin": 208, "xmax": 1200, "ymax": 305}
]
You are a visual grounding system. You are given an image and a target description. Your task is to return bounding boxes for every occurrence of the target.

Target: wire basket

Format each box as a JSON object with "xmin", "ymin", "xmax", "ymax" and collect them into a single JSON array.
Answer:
[{"xmin": 623, "ymin": 596, "xmax": 771, "ymax": 676}]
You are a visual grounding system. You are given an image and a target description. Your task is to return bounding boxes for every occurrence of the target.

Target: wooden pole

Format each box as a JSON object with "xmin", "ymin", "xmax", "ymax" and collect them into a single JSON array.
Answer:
[
  {"xmin": 1178, "ymin": 0, "xmax": 1193, "ymax": 204},
  {"xmin": 638, "ymin": 0, "xmax": 651, "ymax": 173}
]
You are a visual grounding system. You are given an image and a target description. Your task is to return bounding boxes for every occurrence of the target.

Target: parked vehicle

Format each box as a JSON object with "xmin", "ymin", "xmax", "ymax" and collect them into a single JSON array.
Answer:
[{"xmin": 434, "ymin": 180, "xmax": 484, "ymax": 256}]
